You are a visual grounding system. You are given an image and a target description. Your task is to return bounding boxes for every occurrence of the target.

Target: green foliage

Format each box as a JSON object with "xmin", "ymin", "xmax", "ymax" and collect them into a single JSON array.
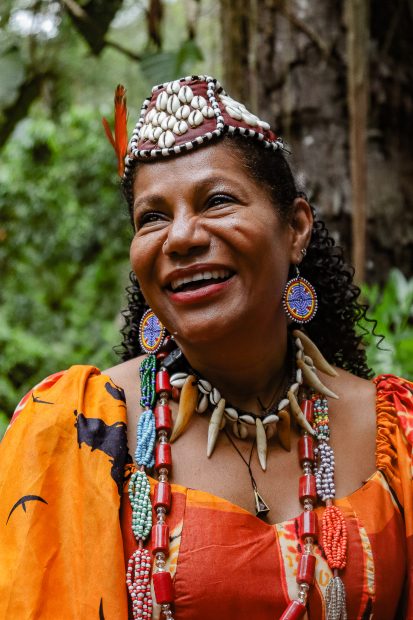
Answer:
[
  {"xmin": 0, "ymin": 414, "xmax": 9, "ymax": 441},
  {"xmin": 0, "ymin": 0, "xmax": 220, "ymax": 420},
  {"xmin": 0, "ymin": 105, "xmax": 131, "ymax": 417},
  {"xmin": 139, "ymin": 39, "xmax": 204, "ymax": 85},
  {"xmin": 360, "ymin": 269, "xmax": 413, "ymax": 378}
]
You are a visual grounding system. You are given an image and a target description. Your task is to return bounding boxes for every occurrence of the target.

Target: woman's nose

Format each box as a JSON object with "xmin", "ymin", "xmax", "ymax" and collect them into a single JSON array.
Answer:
[{"xmin": 162, "ymin": 212, "xmax": 210, "ymax": 257}]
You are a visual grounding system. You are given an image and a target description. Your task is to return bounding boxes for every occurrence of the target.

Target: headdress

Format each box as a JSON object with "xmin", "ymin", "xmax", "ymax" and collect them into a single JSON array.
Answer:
[{"xmin": 103, "ymin": 75, "xmax": 285, "ymax": 181}]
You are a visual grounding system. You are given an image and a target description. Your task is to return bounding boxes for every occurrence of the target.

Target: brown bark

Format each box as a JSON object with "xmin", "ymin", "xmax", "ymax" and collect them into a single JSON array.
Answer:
[
  {"xmin": 219, "ymin": 0, "xmax": 413, "ymax": 282},
  {"xmin": 346, "ymin": 0, "xmax": 369, "ymax": 283}
]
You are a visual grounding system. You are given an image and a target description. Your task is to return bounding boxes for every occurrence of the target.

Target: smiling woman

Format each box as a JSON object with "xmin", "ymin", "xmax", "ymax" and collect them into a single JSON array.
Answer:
[
  {"xmin": 0, "ymin": 75, "xmax": 412, "ymax": 620},
  {"xmin": 130, "ymin": 142, "xmax": 301, "ymax": 352}
]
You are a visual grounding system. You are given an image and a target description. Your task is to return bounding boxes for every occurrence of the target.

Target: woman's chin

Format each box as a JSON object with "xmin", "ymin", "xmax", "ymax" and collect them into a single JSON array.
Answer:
[{"xmin": 171, "ymin": 316, "xmax": 236, "ymax": 349}]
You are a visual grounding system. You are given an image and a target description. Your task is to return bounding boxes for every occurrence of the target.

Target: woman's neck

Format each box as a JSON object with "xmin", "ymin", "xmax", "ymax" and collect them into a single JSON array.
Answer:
[{"xmin": 176, "ymin": 324, "xmax": 289, "ymax": 415}]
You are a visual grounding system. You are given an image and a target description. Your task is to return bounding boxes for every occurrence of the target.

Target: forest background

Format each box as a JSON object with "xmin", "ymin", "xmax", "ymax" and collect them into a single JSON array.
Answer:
[{"xmin": 1, "ymin": 0, "xmax": 413, "ymax": 436}]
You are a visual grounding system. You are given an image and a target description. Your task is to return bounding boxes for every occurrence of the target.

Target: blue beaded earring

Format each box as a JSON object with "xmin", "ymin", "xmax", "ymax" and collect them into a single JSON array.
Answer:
[
  {"xmin": 282, "ymin": 258, "xmax": 318, "ymax": 324},
  {"xmin": 138, "ymin": 309, "xmax": 166, "ymax": 353}
]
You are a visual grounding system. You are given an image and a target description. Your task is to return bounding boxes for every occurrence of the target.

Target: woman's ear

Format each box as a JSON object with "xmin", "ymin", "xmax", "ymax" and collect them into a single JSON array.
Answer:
[{"xmin": 288, "ymin": 197, "xmax": 313, "ymax": 264}]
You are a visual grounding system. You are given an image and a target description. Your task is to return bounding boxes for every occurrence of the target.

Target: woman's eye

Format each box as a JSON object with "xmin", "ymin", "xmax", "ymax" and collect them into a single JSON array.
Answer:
[
  {"xmin": 207, "ymin": 194, "xmax": 235, "ymax": 208},
  {"xmin": 136, "ymin": 211, "xmax": 166, "ymax": 228}
]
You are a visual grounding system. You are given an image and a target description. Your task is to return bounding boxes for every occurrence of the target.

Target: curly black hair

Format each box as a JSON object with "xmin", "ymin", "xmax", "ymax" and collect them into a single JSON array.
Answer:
[{"xmin": 118, "ymin": 134, "xmax": 374, "ymax": 379}]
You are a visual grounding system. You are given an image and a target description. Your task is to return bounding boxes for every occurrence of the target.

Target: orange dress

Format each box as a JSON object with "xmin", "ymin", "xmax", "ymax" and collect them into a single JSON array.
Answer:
[{"xmin": 0, "ymin": 366, "xmax": 411, "ymax": 619}]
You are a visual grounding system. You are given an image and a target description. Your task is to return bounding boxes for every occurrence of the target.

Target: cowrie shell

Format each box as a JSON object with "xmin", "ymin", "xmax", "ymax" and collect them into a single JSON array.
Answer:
[
  {"xmin": 157, "ymin": 132, "xmax": 166, "ymax": 148},
  {"xmin": 233, "ymin": 421, "xmax": 248, "ymax": 439},
  {"xmin": 166, "ymin": 81, "xmax": 181, "ymax": 95},
  {"xmin": 201, "ymin": 106, "xmax": 215, "ymax": 118},
  {"xmin": 175, "ymin": 105, "xmax": 191, "ymax": 120},
  {"xmin": 167, "ymin": 94, "xmax": 180, "ymax": 115},
  {"xmin": 188, "ymin": 110, "xmax": 203, "ymax": 127},
  {"xmin": 178, "ymin": 85, "xmax": 193, "ymax": 103},
  {"xmin": 278, "ymin": 398, "xmax": 289, "ymax": 411},
  {"xmin": 158, "ymin": 111, "xmax": 167, "ymax": 124},
  {"xmin": 191, "ymin": 95, "xmax": 207, "ymax": 109},
  {"xmin": 224, "ymin": 407, "xmax": 238, "ymax": 421},
  {"xmin": 210, "ymin": 388, "xmax": 221, "ymax": 406},
  {"xmin": 161, "ymin": 117, "xmax": 170, "ymax": 131},
  {"xmin": 262, "ymin": 414, "xmax": 279, "ymax": 425},
  {"xmin": 171, "ymin": 372, "xmax": 188, "ymax": 381},
  {"xmin": 153, "ymin": 126, "xmax": 163, "ymax": 140},
  {"xmin": 173, "ymin": 120, "xmax": 188, "ymax": 135},
  {"xmin": 156, "ymin": 91, "xmax": 168, "ymax": 111},
  {"xmin": 198, "ymin": 379, "xmax": 212, "ymax": 394},
  {"xmin": 170, "ymin": 377, "xmax": 186, "ymax": 388},
  {"xmin": 239, "ymin": 414, "xmax": 255, "ymax": 425},
  {"xmin": 145, "ymin": 108, "xmax": 156, "ymax": 123},
  {"xmin": 196, "ymin": 394, "xmax": 208, "ymax": 413},
  {"xmin": 164, "ymin": 130, "xmax": 175, "ymax": 148}
]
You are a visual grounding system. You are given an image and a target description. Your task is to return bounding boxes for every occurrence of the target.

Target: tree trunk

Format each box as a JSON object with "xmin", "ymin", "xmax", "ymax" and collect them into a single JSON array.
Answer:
[{"xmin": 219, "ymin": 0, "xmax": 413, "ymax": 283}]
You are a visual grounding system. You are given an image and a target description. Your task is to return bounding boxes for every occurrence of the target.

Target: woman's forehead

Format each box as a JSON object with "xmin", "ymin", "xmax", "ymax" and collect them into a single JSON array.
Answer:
[{"xmin": 133, "ymin": 142, "xmax": 248, "ymax": 195}]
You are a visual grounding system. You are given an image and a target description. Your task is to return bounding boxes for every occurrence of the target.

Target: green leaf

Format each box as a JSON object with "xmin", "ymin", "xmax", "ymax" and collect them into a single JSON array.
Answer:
[
  {"xmin": 176, "ymin": 39, "xmax": 204, "ymax": 74},
  {"xmin": 139, "ymin": 51, "xmax": 181, "ymax": 84}
]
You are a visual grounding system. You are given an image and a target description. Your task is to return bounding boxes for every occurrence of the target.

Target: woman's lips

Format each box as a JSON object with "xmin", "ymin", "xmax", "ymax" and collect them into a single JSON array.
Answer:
[{"xmin": 165, "ymin": 275, "xmax": 234, "ymax": 304}]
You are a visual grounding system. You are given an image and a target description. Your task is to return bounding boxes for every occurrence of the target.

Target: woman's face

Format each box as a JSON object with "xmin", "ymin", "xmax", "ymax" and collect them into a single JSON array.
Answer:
[{"xmin": 130, "ymin": 142, "xmax": 302, "ymax": 346}]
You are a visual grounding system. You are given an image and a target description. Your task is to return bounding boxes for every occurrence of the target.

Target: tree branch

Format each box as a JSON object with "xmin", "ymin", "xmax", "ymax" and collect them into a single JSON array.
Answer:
[
  {"xmin": 0, "ymin": 73, "xmax": 51, "ymax": 147},
  {"xmin": 105, "ymin": 40, "xmax": 142, "ymax": 62},
  {"xmin": 276, "ymin": 0, "xmax": 331, "ymax": 59}
]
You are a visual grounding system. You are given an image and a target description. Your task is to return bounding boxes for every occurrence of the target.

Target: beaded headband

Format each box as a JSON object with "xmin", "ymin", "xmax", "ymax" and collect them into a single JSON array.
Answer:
[{"xmin": 103, "ymin": 75, "xmax": 285, "ymax": 181}]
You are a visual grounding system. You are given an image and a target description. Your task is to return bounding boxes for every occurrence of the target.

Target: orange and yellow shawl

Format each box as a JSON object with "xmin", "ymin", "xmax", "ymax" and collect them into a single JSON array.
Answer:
[{"xmin": 0, "ymin": 367, "xmax": 413, "ymax": 619}]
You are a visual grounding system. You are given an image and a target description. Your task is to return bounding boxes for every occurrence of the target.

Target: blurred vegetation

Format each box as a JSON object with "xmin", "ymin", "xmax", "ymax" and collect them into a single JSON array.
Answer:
[
  {"xmin": 361, "ymin": 270, "xmax": 413, "ymax": 378},
  {"xmin": 0, "ymin": 105, "xmax": 131, "ymax": 416},
  {"xmin": 0, "ymin": 0, "xmax": 220, "ymax": 420},
  {"xmin": 0, "ymin": 0, "xmax": 412, "ymax": 435}
]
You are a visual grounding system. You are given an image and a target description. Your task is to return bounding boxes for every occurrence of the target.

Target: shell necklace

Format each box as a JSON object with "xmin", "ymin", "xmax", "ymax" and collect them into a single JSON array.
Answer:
[{"xmin": 166, "ymin": 329, "xmax": 339, "ymax": 472}]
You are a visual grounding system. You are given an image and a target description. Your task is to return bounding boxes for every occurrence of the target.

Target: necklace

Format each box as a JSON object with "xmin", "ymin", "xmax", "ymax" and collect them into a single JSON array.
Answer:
[
  {"xmin": 166, "ymin": 329, "xmax": 338, "ymax": 471},
  {"xmin": 126, "ymin": 329, "xmax": 348, "ymax": 620},
  {"xmin": 224, "ymin": 430, "xmax": 271, "ymax": 518}
]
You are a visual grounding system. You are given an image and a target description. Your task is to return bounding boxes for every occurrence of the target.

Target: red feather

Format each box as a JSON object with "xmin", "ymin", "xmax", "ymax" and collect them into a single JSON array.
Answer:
[{"xmin": 102, "ymin": 84, "xmax": 128, "ymax": 177}]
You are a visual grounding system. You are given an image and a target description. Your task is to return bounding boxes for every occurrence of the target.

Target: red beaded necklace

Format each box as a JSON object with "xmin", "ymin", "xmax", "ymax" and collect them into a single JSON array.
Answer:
[{"xmin": 127, "ymin": 349, "xmax": 348, "ymax": 620}]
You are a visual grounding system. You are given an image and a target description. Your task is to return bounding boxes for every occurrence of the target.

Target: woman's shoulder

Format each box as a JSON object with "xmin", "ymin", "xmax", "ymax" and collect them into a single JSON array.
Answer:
[
  {"xmin": 103, "ymin": 356, "xmax": 145, "ymax": 415},
  {"xmin": 9, "ymin": 363, "xmax": 132, "ymax": 431}
]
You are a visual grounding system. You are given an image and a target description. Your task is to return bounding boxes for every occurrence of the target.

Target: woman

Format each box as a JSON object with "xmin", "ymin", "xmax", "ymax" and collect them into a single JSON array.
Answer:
[{"xmin": 0, "ymin": 75, "xmax": 411, "ymax": 619}]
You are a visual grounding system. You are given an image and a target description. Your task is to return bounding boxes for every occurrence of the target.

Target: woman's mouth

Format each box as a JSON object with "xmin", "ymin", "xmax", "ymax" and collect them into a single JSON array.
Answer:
[
  {"xmin": 168, "ymin": 269, "xmax": 233, "ymax": 293},
  {"xmin": 166, "ymin": 269, "xmax": 235, "ymax": 303}
]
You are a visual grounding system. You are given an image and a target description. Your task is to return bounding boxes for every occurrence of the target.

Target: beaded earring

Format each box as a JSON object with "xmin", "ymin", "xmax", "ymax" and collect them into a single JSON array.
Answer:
[
  {"xmin": 139, "ymin": 309, "xmax": 166, "ymax": 354},
  {"xmin": 282, "ymin": 264, "xmax": 318, "ymax": 324}
]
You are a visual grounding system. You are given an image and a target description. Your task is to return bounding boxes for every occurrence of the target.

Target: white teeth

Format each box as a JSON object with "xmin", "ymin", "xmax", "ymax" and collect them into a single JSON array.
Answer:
[{"xmin": 170, "ymin": 269, "xmax": 231, "ymax": 291}]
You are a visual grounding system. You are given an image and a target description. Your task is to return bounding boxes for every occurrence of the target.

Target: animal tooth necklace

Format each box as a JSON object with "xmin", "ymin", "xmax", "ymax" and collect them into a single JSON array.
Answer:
[{"xmin": 127, "ymin": 329, "xmax": 348, "ymax": 619}]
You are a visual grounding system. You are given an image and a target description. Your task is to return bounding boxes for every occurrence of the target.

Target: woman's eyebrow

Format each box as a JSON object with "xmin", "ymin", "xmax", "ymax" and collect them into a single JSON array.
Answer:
[
  {"xmin": 133, "ymin": 175, "xmax": 246, "ymax": 211},
  {"xmin": 133, "ymin": 193, "xmax": 166, "ymax": 212}
]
